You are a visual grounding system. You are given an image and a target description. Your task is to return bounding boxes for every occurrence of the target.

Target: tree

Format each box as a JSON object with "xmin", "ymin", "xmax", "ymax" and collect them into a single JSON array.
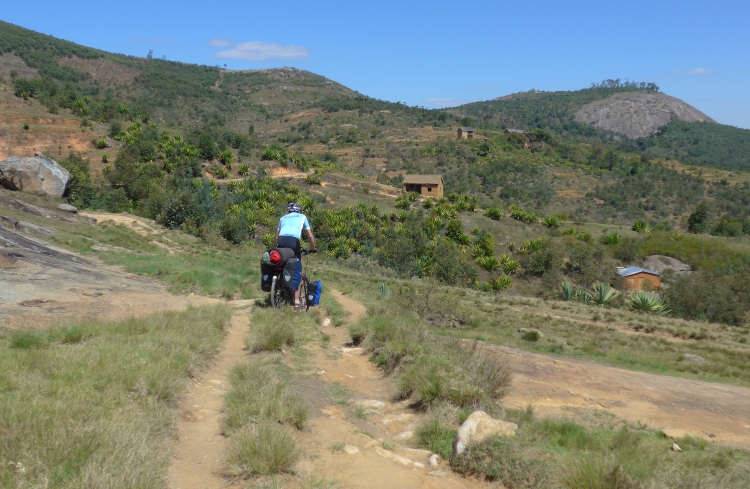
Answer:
[{"xmin": 687, "ymin": 203, "xmax": 710, "ymax": 234}]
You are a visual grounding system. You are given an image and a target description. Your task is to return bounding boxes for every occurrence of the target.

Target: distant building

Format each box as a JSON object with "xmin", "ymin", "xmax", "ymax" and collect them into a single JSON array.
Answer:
[
  {"xmin": 457, "ymin": 127, "xmax": 474, "ymax": 139},
  {"xmin": 504, "ymin": 128, "xmax": 525, "ymax": 134},
  {"xmin": 617, "ymin": 267, "xmax": 661, "ymax": 291},
  {"xmin": 403, "ymin": 175, "xmax": 444, "ymax": 198}
]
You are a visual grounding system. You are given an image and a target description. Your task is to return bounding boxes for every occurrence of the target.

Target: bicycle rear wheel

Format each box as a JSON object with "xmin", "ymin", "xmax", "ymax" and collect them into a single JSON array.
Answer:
[
  {"xmin": 270, "ymin": 275, "xmax": 282, "ymax": 308},
  {"xmin": 299, "ymin": 276, "xmax": 309, "ymax": 312}
]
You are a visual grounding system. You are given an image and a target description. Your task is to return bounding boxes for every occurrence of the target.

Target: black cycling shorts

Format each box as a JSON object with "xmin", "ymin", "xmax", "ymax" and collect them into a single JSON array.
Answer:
[{"xmin": 277, "ymin": 236, "xmax": 301, "ymax": 260}]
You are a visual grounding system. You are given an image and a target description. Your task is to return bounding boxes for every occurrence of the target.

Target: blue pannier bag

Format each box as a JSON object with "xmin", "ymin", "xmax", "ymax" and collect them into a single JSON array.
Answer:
[
  {"xmin": 282, "ymin": 258, "xmax": 302, "ymax": 290},
  {"xmin": 307, "ymin": 281, "xmax": 322, "ymax": 307}
]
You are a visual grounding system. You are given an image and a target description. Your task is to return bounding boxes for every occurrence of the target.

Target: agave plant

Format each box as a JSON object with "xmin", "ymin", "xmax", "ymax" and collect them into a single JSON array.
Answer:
[
  {"xmin": 562, "ymin": 227, "xmax": 578, "ymax": 236},
  {"xmin": 560, "ymin": 281, "xmax": 575, "ymax": 301},
  {"xmin": 542, "ymin": 215, "xmax": 563, "ymax": 229},
  {"xmin": 483, "ymin": 207, "xmax": 503, "ymax": 220},
  {"xmin": 591, "ymin": 283, "xmax": 620, "ymax": 306},
  {"xmin": 237, "ymin": 163, "xmax": 250, "ymax": 176},
  {"xmin": 218, "ymin": 150, "xmax": 234, "ymax": 165},
  {"xmin": 600, "ymin": 233, "xmax": 622, "ymax": 245},
  {"xmin": 632, "ymin": 220, "xmax": 651, "ymax": 233},
  {"xmin": 629, "ymin": 292, "xmax": 669, "ymax": 314},
  {"xmin": 395, "ymin": 194, "xmax": 411, "ymax": 210},
  {"xmin": 489, "ymin": 276, "xmax": 512, "ymax": 291},
  {"xmin": 503, "ymin": 259, "xmax": 520, "ymax": 275},
  {"xmin": 476, "ymin": 256, "xmax": 501, "ymax": 272},
  {"xmin": 573, "ymin": 288, "xmax": 594, "ymax": 304}
]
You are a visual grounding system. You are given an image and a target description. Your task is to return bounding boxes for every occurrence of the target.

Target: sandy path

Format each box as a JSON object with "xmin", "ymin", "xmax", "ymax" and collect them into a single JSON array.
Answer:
[
  {"xmin": 293, "ymin": 290, "xmax": 490, "ymax": 489},
  {"xmin": 167, "ymin": 302, "xmax": 253, "ymax": 489},
  {"xmin": 485, "ymin": 343, "xmax": 750, "ymax": 449}
]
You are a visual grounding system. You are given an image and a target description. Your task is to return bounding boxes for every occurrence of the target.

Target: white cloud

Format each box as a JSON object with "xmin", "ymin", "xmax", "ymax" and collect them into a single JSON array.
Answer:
[
  {"xmin": 209, "ymin": 38, "xmax": 234, "ymax": 47},
  {"xmin": 671, "ymin": 68, "xmax": 716, "ymax": 75},
  {"xmin": 131, "ymin": 36, "xmax": 172, "ymax": 43},
  {"xmin": 214, "ymin": 41, "xmax": 309, "ymax": 61},
  {"xmin": 423, "ymin": 98, "xmax": 473, "ymax": 108},
  {"xmin": 687, "ymin": 68, "xmax": 715, "ymax": 75}
]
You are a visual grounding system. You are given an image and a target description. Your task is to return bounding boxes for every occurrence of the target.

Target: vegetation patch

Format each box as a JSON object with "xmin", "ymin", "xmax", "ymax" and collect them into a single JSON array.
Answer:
[{"xmin": 0, "ymin": 305, "xmax": 231, "ymax": 489}]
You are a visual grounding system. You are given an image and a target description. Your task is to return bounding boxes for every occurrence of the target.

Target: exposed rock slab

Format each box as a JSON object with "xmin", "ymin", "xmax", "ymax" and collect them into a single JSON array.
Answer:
[
  {"xmin": 0, "ymin": 156, "xmax": 70, "ymax": 196},
  {"xmin": 574, "ymin": 92, "xmax": 715, "ymax": 139}
]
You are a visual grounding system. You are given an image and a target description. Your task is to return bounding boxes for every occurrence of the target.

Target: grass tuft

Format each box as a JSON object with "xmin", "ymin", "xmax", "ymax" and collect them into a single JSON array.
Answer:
[
  {"xmin": 222, "ymin": 358, "xmax": 309, "ymax": 434},
  {"xmin": 245, "ymin": 308, "xmax": 301, "ymax": 352},
  {"xmin": 225, "ymin": 422, "xmax": 298, "ymax": 477}
]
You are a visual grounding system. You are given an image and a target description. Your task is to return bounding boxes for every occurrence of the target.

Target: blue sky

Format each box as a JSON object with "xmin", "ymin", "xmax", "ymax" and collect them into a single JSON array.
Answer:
[{"xmin": 4, "ymin": 0, "xmax": 749, "ymax": 128}]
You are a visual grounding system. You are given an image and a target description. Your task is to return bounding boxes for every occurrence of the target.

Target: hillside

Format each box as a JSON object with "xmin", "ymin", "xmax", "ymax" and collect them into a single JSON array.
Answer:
[{"xmin": 1, "ymin": 20, "xmax": 749, "ymax": 269}]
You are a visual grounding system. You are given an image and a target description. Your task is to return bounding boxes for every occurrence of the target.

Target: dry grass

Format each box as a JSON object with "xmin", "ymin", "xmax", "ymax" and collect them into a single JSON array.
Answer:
[
  {"xmin": 0, "ymin": 305, "xmax": 231, "ymax": 489},
  {"xmin": 225, "ymin": 422, "xmax": 299, "ymax": 477}
]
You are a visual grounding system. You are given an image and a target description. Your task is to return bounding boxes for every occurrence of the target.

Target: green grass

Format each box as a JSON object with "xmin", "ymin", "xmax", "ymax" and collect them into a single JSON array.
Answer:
[
  {"xmin": 450, "ymin": 408, "xmax": 750, "ymax": 488},
  {"xmin": 328, "ymin": 382, "xmax": 351, "ymax": 405},
  {"xmin": 245, "ymin": 308, "xmax": 304, "ymax": 352},
  {"xmin": 0, "ymin": 305, "xmax": 231, "ymax": 489},
  {"xmin": 222, "ymin": 357, "xmax": 309, "ymax": 434},
  {"xmin": 320, "ymin": 292, "xmax": 349, "ymax": 326},
  {"xmin": 351, "ymin": 300, "xmax": 511, "ymax": 408},
  {"xmin": 225, "ymin": 422, "xmax": 299, "ymax": 477}
]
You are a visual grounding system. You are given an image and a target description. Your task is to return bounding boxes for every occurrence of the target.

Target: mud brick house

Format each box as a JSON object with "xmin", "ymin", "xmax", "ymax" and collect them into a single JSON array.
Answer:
[
  {"xmin": 457, "ymin": 127, "xmax": 474, "ymax": 139},
  {"xmin": 617, "ymin": 267, "xmax": 661, "ymax": 290},
  {"xmin": 403, "ymin": 175, "xmax": 444, "ymax": 198}
]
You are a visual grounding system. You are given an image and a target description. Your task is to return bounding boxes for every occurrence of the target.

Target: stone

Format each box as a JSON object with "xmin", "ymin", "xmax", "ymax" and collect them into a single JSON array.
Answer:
[
  {"xmin": 396, "ymin": 430, "xmax": 414, "ymax": 441},
  {"xmin": 452, "ymin": 411, "xmax": 518, "ymax": 460},
  {"xmin": 381, "ymin": 413, "xmax": 415, "ymax": 425},
  {"xmin": 429, "ymin": 454, "xmax": 440, "ymax": 470},
  {"xmin": 363, "ymin": 439, "xmax": 383, "ymax": 449},
  {"xmin": 343, "ymin": 444, "xmax": 360, "ymax": 455},
  {"xmin": 354, "ymin": 400, "xmax": 385, "ymax": 410},
  {"xmin": 0, "ymin": 156, "xmax": 70, "ymax": 196},
  {"xmin": 374, "ymin": 447, "xmax": 419, "ymax": 467},
  {"xmin": 57, "ymin": 204, "xmax": 78, "ymax": 213},
  {"xmin": 518, "ymin": 327, "xmax": 543, "ymax": 338},
  {"xmin": 15, "ymin": 220, "xmax": 54, "ymax": 237},
  {"xmin": 672, "ymin": 443, "xmax": 682, "ymax": 452},
  {"xmin": 661, "ymin": 428, "xmax": 687, "ymax": 439},
  {"xmin": 682, "ymin": 354, "xmax": 709, "ymax": 365}
]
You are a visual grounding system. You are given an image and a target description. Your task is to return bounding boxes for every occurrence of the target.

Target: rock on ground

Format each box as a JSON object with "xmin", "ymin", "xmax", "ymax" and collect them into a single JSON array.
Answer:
[
  {"xmin": 57, "ymin": 204, "xmax": 78, "ymax": 213},
  {"xmin": 452, "ymin": 411, "xmax": 517, "ymax": 460},
  {"xmin": 0, "ymin": 155, "xmax": 70, "ymax": 196},
  {"xmin": 682, "ymin": 354, "xmax": 709, "ymax": 364}
]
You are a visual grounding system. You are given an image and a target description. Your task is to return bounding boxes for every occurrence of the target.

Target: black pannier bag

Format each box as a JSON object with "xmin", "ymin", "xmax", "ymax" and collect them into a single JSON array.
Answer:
[{"xmin": 260, "ymin": 262, "xmax": 276, "ymax": 292}]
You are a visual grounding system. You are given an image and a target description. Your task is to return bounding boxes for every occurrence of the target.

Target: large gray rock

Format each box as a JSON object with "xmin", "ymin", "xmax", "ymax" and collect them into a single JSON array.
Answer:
[
  {"xmin": 0, "ymin": 156, "xmax": 70, "ymax": 197},
  {"xmin": 452, "ymin": 411, "xmax": 517, "ymax": 460},
  {"xmin": 574, "ymin": 92, "xmax": 715, "ymax": 139}
]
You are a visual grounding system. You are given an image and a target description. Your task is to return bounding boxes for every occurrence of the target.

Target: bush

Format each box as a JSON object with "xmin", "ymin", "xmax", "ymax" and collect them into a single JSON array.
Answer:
[
  {"xmin": 415, "ymin": 408, "xmax": 457, "ymax": 460},
  {"xmin": 305, "ymin": 174, "xmax": 322, "ymax": 185},
  {"xmin": 664, "ymin": 270, "xmax": 748, "ymax": 325},
  {"xmin": 157, "ymin": 191, "xmax": 200, "ymax": 229}
]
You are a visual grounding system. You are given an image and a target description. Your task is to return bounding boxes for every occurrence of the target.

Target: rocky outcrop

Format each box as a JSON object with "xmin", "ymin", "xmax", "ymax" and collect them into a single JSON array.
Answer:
[
  {"xmin": 451, "ymin": 411, "xmax": 518, "ymax": 460},
  {"xmin": 574, "ymin": 92, "xmax": 715, "ymax": 139},
  {"xmin": 0, "ymin": 155, "xmax": 70, "ymax": 196}
]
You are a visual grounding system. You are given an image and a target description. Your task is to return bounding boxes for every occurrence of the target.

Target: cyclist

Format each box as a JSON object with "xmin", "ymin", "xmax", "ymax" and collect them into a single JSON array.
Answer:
[{"xmin": 276, "ymin": 202, "xmax": 317, "ymax": 310}]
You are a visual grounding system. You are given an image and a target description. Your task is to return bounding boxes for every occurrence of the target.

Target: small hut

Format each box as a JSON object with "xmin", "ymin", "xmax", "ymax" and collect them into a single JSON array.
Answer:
[
  {"xmin": 617, "ymin": 267, "xmax": 661, "ymax": 290},
  {"xmin": 457, "ymin": 127, "xmax": 474, "ymax": 139},
  {"xmin": 403, "ymin": 175, "xmax": 444, "ymax": 198}
]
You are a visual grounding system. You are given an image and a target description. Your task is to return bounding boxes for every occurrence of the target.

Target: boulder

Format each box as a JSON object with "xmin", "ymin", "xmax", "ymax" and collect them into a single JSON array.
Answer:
[
  {"xmin": 0, "ymin": 156, "xmax": 70, "ymax": 196},
  {"xmin": 682, "ymin": 354, "xmax": 709, "ymax": 365},
  {"xmin": 15, "ymin": 220, "xmax": 54, "ymax": 237},
  {"xmin": 57, "ymin": 204, "xmax": 78, "ymax": 213},
  {"xmin": 452, "ymin": 411, "xmax": 517, "ymax": 460}
]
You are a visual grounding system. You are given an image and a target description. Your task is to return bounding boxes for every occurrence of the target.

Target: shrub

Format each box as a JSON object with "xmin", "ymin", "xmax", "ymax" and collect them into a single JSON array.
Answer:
[
  {"xmin": 22, "ymin": 121, "xmax": 30, "ymax": 130},
  {"xmin": 225, "ymin": 422, "xmax": 298, "ymax": 476},
  {"xmin": 476, "ymin": 256, "xmax": 501, "ymax": 272},
  {"xmin": 542, "ymin": 215, "xmax": 563, "ymax": 228},
  {"xmin": 489, "ymin": 276, "xmax": 512, "ymax": 291},
  {"xmin": 601, "ymin": 233, "xmax": 622, "ymax": 245},
  {"xmin": 237, "ymin": 163, "xmax": 250, "ymax": 176},
  {"xmin": 415, "ymin": 409, "xmax": 457, "ymax": 460},
  {"xmin": 305, "ymin": 174, "xmax": 322, "ymax": 185},
  {"xmin": 591, "ymin": 283, "xmax": 620, "ymax": 306},
  {"xmin": 101, "ymin": 153, "xmax": 109, "ymax": 163}
]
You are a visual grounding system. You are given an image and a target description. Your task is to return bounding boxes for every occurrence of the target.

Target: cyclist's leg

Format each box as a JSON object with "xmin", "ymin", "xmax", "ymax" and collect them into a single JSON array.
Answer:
[{"xmin": 277, "ymin": 236, "xmax": 302, "ymax": 306}]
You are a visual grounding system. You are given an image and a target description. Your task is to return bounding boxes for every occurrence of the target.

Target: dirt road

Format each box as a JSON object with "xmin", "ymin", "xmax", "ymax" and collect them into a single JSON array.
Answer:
[{"xmin": 484, "ymin": 343, "xmax": 750, "ymax": 449}]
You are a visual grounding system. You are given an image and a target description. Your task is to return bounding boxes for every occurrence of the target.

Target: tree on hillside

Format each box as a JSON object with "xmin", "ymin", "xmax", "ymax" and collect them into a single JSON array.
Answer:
[{"xmin": 688, "ymin": 203, "xmax": 710, "ymax": 234}]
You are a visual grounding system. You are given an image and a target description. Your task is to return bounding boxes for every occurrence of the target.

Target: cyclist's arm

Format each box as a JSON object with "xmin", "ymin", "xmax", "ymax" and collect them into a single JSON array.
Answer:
[{"xmin": 305, "ymin": 228, "xmax": 317, "ymax": 251}]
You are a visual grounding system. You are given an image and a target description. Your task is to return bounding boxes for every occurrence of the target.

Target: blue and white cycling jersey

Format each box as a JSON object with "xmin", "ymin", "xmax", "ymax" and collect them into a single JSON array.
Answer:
[{"xmin": 277, "ymin": 212, "xmax": 311, "ymax": 240}]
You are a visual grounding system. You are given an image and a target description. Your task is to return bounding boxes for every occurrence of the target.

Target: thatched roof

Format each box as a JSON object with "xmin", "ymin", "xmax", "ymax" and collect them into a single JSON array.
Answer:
[{"xmin": 403, "ymin": 174, "xmax": 443, "ymax": 185}]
